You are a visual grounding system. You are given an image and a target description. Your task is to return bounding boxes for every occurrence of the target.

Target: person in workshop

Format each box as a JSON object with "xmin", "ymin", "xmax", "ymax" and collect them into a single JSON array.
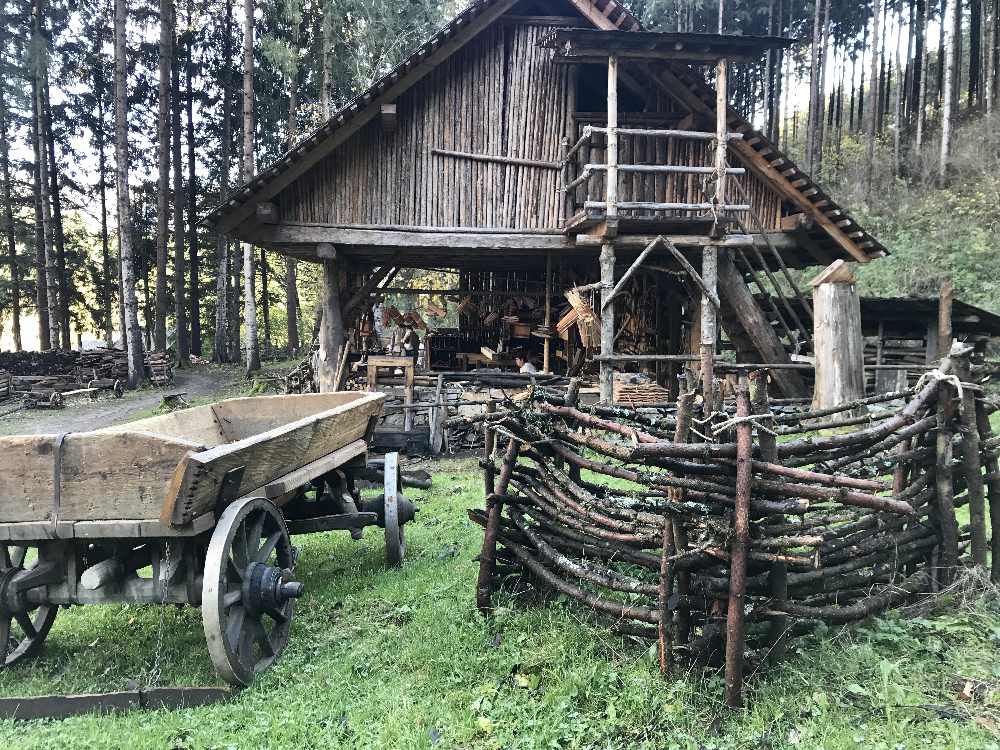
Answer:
[
  {"xmin": 401, "ymin": 322, "xmax": 420, "ymax": 366},
  {"xmin": 514, "ymin": 352, "xmax": 537, "ymax": 374}
]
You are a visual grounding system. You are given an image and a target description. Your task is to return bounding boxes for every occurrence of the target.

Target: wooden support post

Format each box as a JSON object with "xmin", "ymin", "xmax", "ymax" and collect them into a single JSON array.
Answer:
[
  {"xmin": 810, "ymin": 260, "xmax": 865, "ymax": 410},
  {"xmin": 476, "ymin": 437, "xmax": 519, "ymax": 615},
  {"xmin": 955, "ymin": 354, "xmax": 987, "ymax": 567},
  {"xmin": 725, "ymin": 375, "xmax": 752, "ymax": 709},
  {"xmin": 403, "ymin": 362, "xmax": 415, "ymax": 433},
  {"xmin": 973, "ymin": 397, "xmax": 1000, "ymax": 582},
  {"xmin": 543, "ymin": 251, "xmax": 553, "ymax": 374},
  {"xmin": 935, "ymin": 382, "xmax": 959, "ymax": 585},
  {"xmin": 599, "ymin": 52, "xmax": 619, "ymax": 404},
  {"xmin": 317, "ymin": 253, "xmax": 344, "ymax": 393},
  {"xmin": 700, "ymin": 246, "xmax": 717, "ymax": 414},
  {"xmin": 605, "ymin": 53, "xmax": 618, "ymax": 236},
  {"xmin": 483, "ymin": 399, "xmax": 497, "ymax": 497},
  {"xmin": 671, "ymin": 390, "xmax": 694, "ymax": 646},
  {"xmin": 751, "ymin": 370, "xmax": 787, "ymax": 663},
  {"xmin": 429, "ymin": 373, "xmax": 445, "ymax": 455},
  {"xmin": 655, "ymin": 274, "xmax": 669, "ymax": 388},
  {"xmin": 937, "ymin": 279, "xmax": 953, "ymax": 359},
  {"xmin": 713, "ymin": 57, "xmax": 729, "ymax": 231},
  {"xmin": 599, "ymin": 242, "xmax": 616, "ymax": 404}
]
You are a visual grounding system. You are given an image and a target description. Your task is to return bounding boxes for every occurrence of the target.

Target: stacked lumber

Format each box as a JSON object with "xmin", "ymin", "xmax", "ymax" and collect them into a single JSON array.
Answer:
[
  {"xmin": 76, "ymin": 348, "xmax": 129, "ymax": 381},
  {"xmin": 0, "ymin": 370, "xmax": 10, "ymax": 402},
  {"xmin": 474, "ymin": 346, "xmax": 995, "ymax": 708},
  {"xmin": 612, "ymin": 380, "xmax": 672, "ymax": 406},
  {"xmin": 145, "ymin": 351, "xmax": 174, "ymax": 386}
]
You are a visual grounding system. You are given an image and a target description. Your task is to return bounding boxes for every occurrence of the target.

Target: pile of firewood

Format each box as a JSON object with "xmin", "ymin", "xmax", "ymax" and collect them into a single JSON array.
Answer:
[
  {"xmin": 145, "ymin": 351, "xmax": 174, "ymax": 386},
  {"xmin": 0, "ymin": 370, "xmax": 11, "ymax": 402},
  {"xmin": 472, "ymin": 344, "xmax": 997, "ymax": 708}
]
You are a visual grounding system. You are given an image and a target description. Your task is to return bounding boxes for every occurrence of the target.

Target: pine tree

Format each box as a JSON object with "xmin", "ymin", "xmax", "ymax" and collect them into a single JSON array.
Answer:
[
  {"xmin": 242, "ymin": 0, "xmax": 259, "ymax": 375},
  {"xmin": 114, "ymin": 0, "xmax": 145, "ymax": 385},
  {"xmin": 154, "ymin": 0, "xmax": 173, "ymax": 352}
]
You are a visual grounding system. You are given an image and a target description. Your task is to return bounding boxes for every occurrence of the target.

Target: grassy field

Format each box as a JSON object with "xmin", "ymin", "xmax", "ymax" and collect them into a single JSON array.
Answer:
[{"xmin": 1, "ymin": 456, "xmax": 999, "ymax": 749}]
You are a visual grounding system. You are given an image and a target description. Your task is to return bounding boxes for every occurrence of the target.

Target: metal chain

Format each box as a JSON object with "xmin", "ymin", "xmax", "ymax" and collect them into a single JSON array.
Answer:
[{"xmin": 146, "ymin": 540, "xmax": 173, "ymax": 687}]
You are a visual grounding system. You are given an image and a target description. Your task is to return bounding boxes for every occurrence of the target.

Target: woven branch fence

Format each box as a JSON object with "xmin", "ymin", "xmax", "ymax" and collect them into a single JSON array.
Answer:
[{"xmin": 470, "ymin": 345, "xmax": 999, "ymax": 708}]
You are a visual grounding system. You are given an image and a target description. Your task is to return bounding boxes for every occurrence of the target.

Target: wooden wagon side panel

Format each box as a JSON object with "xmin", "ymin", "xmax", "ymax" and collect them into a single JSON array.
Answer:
[
  {"xmin": 59, "ymin": 432, "xmax": 205, "ymax": 522},
  {"xmin": 164, "ymin": 394, "xmax": 385, "ymax": 526},
  {"xmin": 0, "ymin": 436, "xmax": 56, "ymax": 523}
]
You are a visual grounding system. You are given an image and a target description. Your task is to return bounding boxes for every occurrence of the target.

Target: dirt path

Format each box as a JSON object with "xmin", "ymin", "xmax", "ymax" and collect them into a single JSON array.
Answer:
[{"xmin": 0, "ymin": 365, "xmax": 239, "ymax": 436}]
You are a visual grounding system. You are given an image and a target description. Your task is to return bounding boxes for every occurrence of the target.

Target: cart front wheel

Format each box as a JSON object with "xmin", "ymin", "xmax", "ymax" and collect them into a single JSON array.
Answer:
[
  {"xmin": 383, "ymin": 452, "xmax": 406, "ymax": 567},
  {"xmin": 202, "ymin": 498, "xmax": 303, "ymax": 687},
  {"xmin": 0, "ymin": 544, "xmax": 58, "ymax": 668}
]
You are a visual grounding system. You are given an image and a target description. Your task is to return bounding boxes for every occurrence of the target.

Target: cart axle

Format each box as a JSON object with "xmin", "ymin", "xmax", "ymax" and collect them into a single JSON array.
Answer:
[{"xmin": 242, "ymin": 562, "xmax": 304, "ymax": 619}]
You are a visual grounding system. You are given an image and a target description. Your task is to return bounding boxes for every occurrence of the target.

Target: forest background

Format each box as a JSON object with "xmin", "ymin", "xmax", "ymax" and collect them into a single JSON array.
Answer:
[{"xmin": 0, "ymin": 0, "xmax": 997, "ymax": 383}]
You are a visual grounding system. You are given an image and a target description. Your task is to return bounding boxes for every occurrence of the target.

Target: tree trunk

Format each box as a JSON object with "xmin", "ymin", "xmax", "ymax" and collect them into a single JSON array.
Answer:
[
  {"xmin": 285, "ymin": 43, "xmax": 299, "ymax": 356},
  {"xmin": 154, "ymin": 0, "xmax": 173, "ymax": 352},
  {"xmin": 41, "ymin": 71, "xmax": 70, "ymax": 348},
  {"xmin": 185, "ymin": 0, "xmax": 200, "ymax": 356},
  {"xmin": 241, "ymin": 0, "xmax": 259, "ymax": 375},
  {"xmin": 916, "ymin": 0, "xmax": 932, "ymax": 147},
  {"xmin": 0, "ymin": 84, "xmax": 20, "ymax": 351},
  {"xmin": 806, "ymin": 0, "xmax": 823, "ymax": 174},
  {"xmin": 940, "ymin": 0, "xmax": 957, "ymax": 182},
  {"xmin": 260, "ymin": 247, "xmax": 270, "ymax": 356},
  {"xmin": 937, "ymin": 0, "xmax": 947, "ymax": 104},
  {"xmin": 863, "ymin": 0, "xmax": 882, "ymax": 195},
  {"xmin": 35, "ymin": 78, "xmax": 59, "ymax": 349},
  {"xmin": 30, "ymin": 86, "xmax": 50, "ymax": 351},
  {"xmin": 97, "ymin": 90, "xmax": 113, "ymax": 346},
  {"xmin": 172, "ymin": 12, "xmax": 188, "ymax": 367},
  {"xmin": 286, "ymin": 257, "xmax": 299, "ymax": 354},
  {"xmin": 320, "ymin": 4, "xmax": 332, "ymax": 119},
  {"xmin": 911, "ymin": 0, "xmax": 925, "ymax": 120},
  {"xmin": 115, "ymin": 0, "xmax": 146, "ymax": 386},
  {"xmin": 971, "ymin": 0, "xmax": 983, "ymax": 104},
  {"xmin": 213, "ymin": 0, "xmax": 233, "ymax": 363}
]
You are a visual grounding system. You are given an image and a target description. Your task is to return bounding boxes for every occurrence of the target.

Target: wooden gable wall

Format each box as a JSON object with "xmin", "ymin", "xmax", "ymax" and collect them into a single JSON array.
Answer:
[
  {"xmin": 276, "ymin": 15, "xmax": 786, "ymax": 232},
  {"xmin": 279, "ymin": 20, "xmax": 574, "ymax": 229}
]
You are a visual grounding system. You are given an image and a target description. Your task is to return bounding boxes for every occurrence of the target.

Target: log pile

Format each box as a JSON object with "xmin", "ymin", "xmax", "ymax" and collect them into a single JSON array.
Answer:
[
  {"xmin": 472, "ymin": 344, "xmax": 997, "ymax": 708},
  {"xmin": 0, "ymin": 370, "xmax": 11, "ymax": 402},
  {"xmin": 145, "ymin": 351, "xmax": 174, "ymax": 386},
  {"xmin": 0, "ymin": 348, "xmax": 171, "ymax": 387}
]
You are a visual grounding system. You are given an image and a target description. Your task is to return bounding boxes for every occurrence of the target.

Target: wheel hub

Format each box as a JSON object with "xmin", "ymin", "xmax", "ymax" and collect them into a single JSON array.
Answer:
[
  {"xmin": 0, "ymin": 567, "xmax": 25, "ymax": 618},
  {"xmin": 242, "ymin": 562, "xmax": 304, "ymax": 617}
]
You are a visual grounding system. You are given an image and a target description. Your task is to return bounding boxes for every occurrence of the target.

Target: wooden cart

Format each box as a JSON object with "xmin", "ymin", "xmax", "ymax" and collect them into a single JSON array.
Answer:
[{"xmin": 0, "ymin": 391, "xmax": 416, "ymax": 686}]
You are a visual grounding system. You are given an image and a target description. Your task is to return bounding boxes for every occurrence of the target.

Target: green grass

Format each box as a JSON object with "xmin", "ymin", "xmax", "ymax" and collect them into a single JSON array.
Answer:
[{"xmin": 2, "ymin": 457, "xmax": 1000, "ymax": 749}]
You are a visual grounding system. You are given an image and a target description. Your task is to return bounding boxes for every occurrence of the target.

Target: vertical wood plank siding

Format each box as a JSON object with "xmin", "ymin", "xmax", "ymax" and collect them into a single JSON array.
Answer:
[{"xmin": 278, "ymin": 20, "xmax": 783, "ymax": 231}]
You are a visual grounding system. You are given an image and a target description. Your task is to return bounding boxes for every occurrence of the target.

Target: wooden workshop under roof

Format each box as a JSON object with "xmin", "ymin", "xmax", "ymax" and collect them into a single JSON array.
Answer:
[{"xmin": 204, "ymin": 0, "xmax": 891, "ymax": 402}]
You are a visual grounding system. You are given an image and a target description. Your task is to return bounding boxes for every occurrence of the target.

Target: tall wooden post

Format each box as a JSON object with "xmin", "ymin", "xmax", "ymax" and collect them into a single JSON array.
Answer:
[
  {"xmin": 317, "ymin": 244, "xmax": 344, "ymax": 393},
  {"xmin": 701, "ymin": 56, "xmax": 728, "ymax": 413},
  {"xmin": 937, "ymin": 279, "xmax": 953, "ymax": 359},
  {"xmin": 543, "ymin": 251, "xmax": 553, "ymax": 374},
  {"xmin": 600, "ymin": 53, "xmax": 619, "ymax": 404},
  {"xmin": 810, "ymin": 260, "xmax": 865, "ymax": 410}
]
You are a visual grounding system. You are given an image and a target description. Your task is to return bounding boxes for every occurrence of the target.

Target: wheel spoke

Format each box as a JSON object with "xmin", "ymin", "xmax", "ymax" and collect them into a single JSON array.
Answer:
[
  {"xmin": 236, "ymin": 525, "xmax": 251, "ymax": 568},
  {"xmin": 264, "ymin": 604, "xmax": 289, "ymax": 624},
  {"xmin": 225, "ymin": 606, "xmax": 246, "ymax": 649},
  {"xmin": 11, "ymin": 546, "xmax": 26, "ymax": 569},
  {"xmin": 255, "ymin": 531, "xmax": 282, "ymax": 564},
  {"xmin": 223, "ymin": 588, "xmax": 242, "ymax": 608},
  {"xmin": 248, "ymin": 513, "xmax": 266, "ymax": 550},
  {"xmin": 226, "ymin": 556, "xmax": 245, "ymax": 582},
  {"xmin": 248, "ymin": 617, "xmax": 274, "ymax": 657},
  {"xmin": 14, "ymin": 612, "xmax": 37, "ymax": 640},
  {"xmin": 238, "ymin": 617, "xmax": 259, "ymax": 663}
]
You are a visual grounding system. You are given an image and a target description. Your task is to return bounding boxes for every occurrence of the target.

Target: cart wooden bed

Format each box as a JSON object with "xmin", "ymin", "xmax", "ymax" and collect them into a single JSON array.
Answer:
[{"xmin": 0, "ymin": 391, "xmax": 415, "ymax": 686}]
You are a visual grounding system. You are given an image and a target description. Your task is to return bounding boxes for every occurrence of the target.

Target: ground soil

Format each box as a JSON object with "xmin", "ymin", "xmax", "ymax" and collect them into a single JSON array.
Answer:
[{"xmin": 0, "ymin": 364, "xmax": 238, "ymax": 436}]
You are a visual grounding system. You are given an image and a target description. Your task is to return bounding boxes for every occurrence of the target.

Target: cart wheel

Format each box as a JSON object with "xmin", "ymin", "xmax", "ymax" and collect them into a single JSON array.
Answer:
[
  {"xmin": 113, "ymin": 380, "xmax": 124, "ymax": 399},
  {"xmin": 202, "ymin": 498, "xmax": 304, "ymax": 687},
  {"xmin": 383, "ymin": 453, "xmax": 405, "ymax": 567},
  {"xmin": 0, "ymin": 544, "xmax": 58, "ymax": 668}
]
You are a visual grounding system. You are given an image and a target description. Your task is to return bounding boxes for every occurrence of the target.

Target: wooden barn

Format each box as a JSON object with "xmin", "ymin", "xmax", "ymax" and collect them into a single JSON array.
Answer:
[{"xmin": 204, "ymin": 0, "xmax": 889, "ymax": 403}]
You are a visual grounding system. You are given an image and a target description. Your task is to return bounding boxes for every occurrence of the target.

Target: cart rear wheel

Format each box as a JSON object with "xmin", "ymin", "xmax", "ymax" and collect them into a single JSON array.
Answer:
[
  {"xmin": 0, "ymin": 544, "xmax": 58, "ymax": 668},
  {"xmin": 202, "ymin": 498, "xmax": 303, "ymax": 687},
  {"xmin": 384, "ymin": 452, "xmax": 406, "ymax": 567}
]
